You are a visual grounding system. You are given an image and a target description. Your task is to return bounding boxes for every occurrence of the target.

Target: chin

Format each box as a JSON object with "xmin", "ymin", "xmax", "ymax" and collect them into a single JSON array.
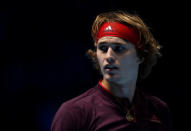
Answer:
[{"xmin": 104, "ymin": 74, "xmax": 120, "ymax": 83}]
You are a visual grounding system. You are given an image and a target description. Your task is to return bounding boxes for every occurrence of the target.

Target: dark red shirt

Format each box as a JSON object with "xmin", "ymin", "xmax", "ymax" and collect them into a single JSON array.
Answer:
[{"xmin": 51, "ymin": 82, "xmax": 172, "ymax": 131}]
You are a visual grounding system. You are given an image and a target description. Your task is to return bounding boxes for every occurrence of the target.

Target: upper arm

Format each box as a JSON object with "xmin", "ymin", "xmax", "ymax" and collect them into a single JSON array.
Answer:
[{"xmin": 51, "ymin": 103, "xmax": 84, "ymax": 131}]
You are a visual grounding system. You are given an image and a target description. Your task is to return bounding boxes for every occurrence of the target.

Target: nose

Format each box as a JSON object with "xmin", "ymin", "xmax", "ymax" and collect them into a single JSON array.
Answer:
[{"xmin": 106, "ymin": 47, "xmax": 115, "ymax": 64}]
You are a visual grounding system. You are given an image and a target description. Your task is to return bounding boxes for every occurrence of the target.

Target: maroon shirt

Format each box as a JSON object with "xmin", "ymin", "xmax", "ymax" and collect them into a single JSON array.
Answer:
[{"xmin": 51, "ymin": 82, "xmax": 172, "ymax": 131}]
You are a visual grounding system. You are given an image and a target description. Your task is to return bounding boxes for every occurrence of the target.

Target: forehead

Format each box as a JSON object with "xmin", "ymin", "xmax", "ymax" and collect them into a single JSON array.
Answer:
[{"xmin": 97, "ymin": 36, "xmax": 131, "ymax": 45}]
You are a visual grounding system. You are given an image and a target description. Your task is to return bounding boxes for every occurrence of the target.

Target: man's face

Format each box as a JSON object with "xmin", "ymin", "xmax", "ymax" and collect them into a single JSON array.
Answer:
[{"xmin": 96, "ymin": 36, "xmax": 140, "ymax": 84}]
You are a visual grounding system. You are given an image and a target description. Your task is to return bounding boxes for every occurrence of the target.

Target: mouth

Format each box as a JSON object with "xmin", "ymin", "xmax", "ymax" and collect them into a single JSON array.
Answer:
[{"xmin": 104, "ymin": 64, "xmax": 119, "ymax": 72}]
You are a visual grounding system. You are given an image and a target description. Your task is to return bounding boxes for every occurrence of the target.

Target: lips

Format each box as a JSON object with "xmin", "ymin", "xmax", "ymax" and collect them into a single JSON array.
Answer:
[{"xmin": 104, "ymin": 64, "xmax": 119, "ymax": 72}]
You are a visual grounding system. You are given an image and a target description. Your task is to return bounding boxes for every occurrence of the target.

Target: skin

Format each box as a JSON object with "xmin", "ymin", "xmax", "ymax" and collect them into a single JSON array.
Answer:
[{"xmin": 96, "ymin": 36, "xmax": 141, "ymax": 103}]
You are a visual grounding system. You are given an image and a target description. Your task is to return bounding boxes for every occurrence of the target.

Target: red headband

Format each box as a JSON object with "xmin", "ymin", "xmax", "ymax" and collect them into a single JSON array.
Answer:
[{"xmin": 96, "ymin": 21, "xmax": 141, "ymax": 48}]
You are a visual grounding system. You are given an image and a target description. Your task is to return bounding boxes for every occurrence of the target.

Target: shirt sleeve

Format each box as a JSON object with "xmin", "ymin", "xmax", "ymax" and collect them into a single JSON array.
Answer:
[{"xmin": 51, "ymin": 101, "xmax": 87, "ymax": 131}]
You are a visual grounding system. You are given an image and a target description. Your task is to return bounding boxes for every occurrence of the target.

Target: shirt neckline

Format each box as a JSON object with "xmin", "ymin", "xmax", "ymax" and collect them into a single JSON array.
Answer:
[
  {"xmin": 97, "ymin": 80, "xmax": 138, "ymax": 122},
  {"xmin": 96, "ymin": 80, "xmax": 151, "ymax": 122},
  {"xmin": 98, "ymin": 80, "xmax": 136, "ymax": 106},
  {"xmin": 97, "ymin": 80, "xmax": 136, "ymax": 110}
]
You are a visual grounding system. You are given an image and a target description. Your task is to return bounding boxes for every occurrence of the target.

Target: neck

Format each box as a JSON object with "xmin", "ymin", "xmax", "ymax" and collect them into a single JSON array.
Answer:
[{"xmin": 101, "ymin": 79, "xmax": 137, "ymax": 103}]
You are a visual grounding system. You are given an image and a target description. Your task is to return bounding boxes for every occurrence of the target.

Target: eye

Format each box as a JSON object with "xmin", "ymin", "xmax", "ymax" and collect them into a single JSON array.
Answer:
[
  {"xmin": 98, "ymin": 45, "xmax": 108, "ymax": 52},
  {"xmin": 114, "ymin": 46, "xmax": 126, "ymax": 53}
]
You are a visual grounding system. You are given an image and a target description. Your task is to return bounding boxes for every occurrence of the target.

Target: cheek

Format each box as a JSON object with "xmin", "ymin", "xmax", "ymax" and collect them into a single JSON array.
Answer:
[
  {"xmin": 120, "ymin": 56, "xmax": 138, "ymax": 69},
  {"xmin": 96, "ymin": 52, "xmax": 103, "ymax": 66}
]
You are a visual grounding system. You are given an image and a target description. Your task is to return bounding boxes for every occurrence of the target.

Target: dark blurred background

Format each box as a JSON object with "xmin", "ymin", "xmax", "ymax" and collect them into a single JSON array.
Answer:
[{"xmin": 1, "ymin": 1, "xmax": 189, "ymax": 131}]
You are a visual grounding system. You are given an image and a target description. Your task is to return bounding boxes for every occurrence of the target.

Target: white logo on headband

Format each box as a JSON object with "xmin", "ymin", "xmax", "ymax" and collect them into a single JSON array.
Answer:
[{"xmin": 104, "ymin": 26, "xmax": 113, "ymax": 32}]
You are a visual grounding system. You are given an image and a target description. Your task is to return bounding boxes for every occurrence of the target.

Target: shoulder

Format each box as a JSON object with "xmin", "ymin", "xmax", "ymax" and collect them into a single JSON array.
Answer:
[
  {"xmin": 51, "ymin": 86, "xmax": 98, "ymax": 131},
  {"xmin": 149, "ymin": 95, "xmax": 169, "ymax": 110},
  {"xmin": 147, "ymin": 94, "xmax": 170, "ymax": 114},
  {"xmin": 60, "ymin": 88, "xmax": 97, "ymax": 111},
  {"xmin": 139, "ymin": 92, "xmax": 171, "ymax": 120},
  {"xmin": 141, "ymin": 91, "xmax": 169, "ymax": 111},
  {"xmin": 142, "ymin": 92, "xmax": 172, "ymax": 130},
  {"xmin": 55, "ymin": 86, "xmax": 98, "ymax": 116},
  {"xmin": 64, "ymin": 86, "xmax": 99, "ymax": 107}
]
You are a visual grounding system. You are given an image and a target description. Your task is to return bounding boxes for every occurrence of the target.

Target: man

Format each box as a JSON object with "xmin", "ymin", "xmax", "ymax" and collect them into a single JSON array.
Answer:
[{"xmin": 51, "ymin": 10, "xmax": 172, "ymax": 131}]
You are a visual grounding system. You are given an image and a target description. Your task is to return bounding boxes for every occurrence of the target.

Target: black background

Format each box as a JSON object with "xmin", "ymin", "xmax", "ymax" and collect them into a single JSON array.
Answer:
[{"xmin": 1, "ymin": 1, "xmax": 190, "ymax": 131}]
